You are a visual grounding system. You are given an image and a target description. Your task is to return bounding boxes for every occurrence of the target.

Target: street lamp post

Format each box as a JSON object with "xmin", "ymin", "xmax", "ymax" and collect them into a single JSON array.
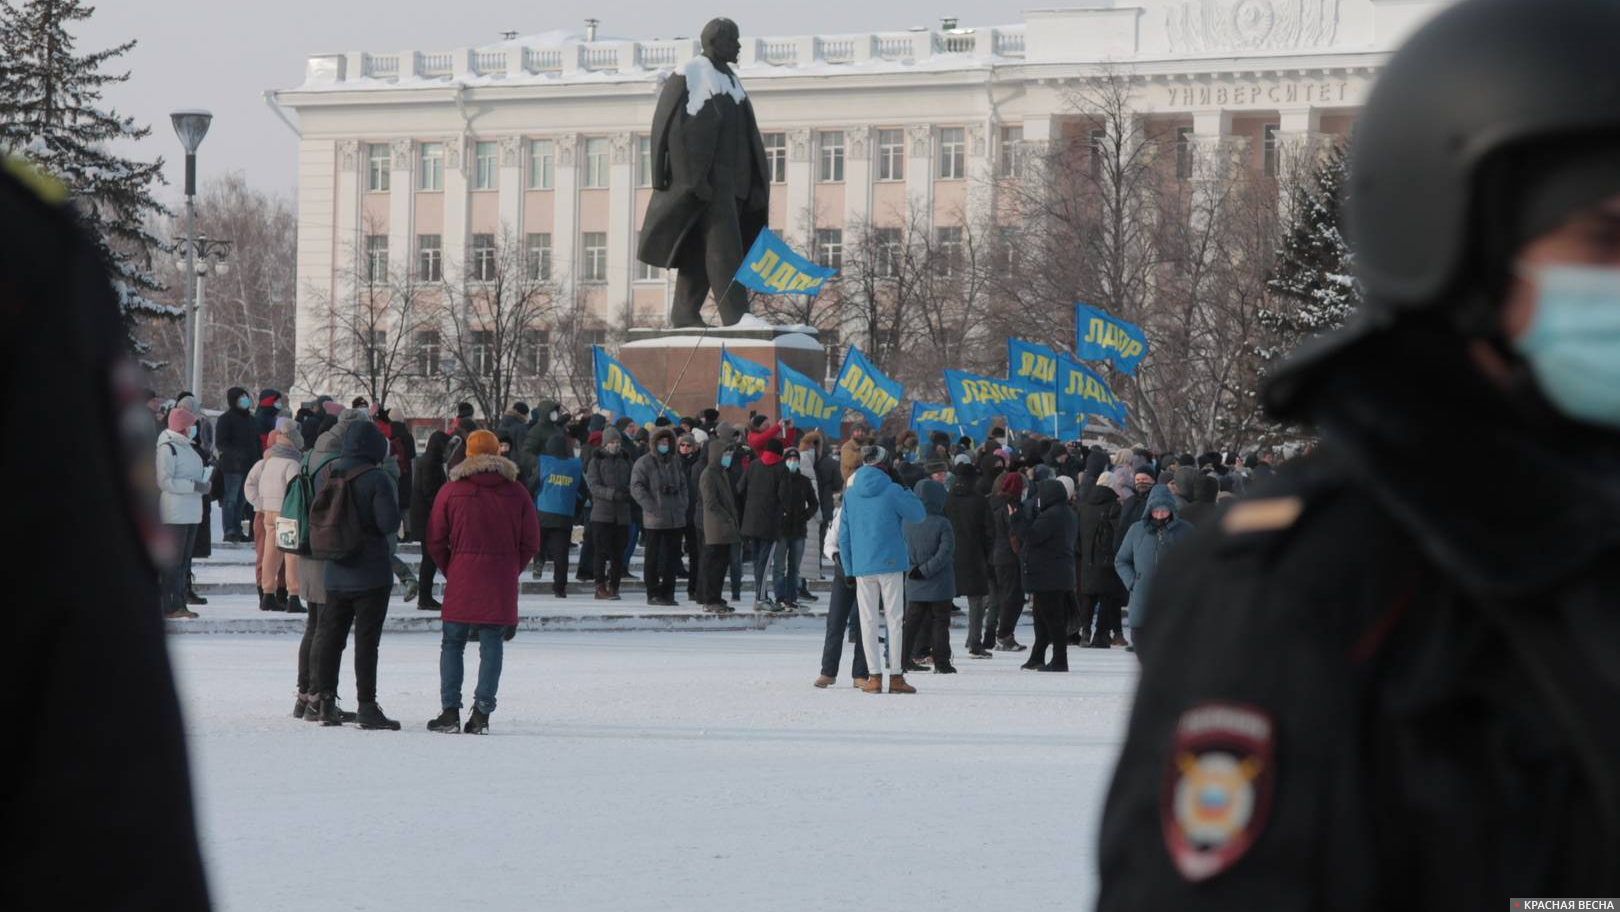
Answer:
[
  {"xmin": 171, "ymin": 109, "xmax": 213, "ymax": 394},
  {"xmin": 179, "ymin": 235, "xmax": 232, "ymax": 396}
]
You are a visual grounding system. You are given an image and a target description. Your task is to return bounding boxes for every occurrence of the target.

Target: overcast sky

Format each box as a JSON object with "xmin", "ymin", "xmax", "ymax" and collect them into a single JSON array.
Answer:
[{"xmin": 80, "ymin": 0, "xmax": 1019, "ymax": 203}]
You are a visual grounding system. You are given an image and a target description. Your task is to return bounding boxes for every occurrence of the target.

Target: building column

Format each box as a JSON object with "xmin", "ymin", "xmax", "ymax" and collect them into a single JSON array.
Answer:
[
  {"xmin": 497, "ymin": 135, "xmax": 524, "ymax": 244},
  {"xmin": 966, "ymin": 120, "xmax": 992, "ymax": 231},
  {"xmin": 785, "ymin": 128, "xmax": 814, "ymax": 249},
  {"xmin": 1190, "ymin": 109, "xmax": 1234, "ymax": 233},
  {"xmin": 388, "ymin": 140, "xmax": 414, "ymax": 283},
  {"xmin": 844, "ymin": 124, "xmax": 873, "ymax": 230},
  {"xmin": 293, "ymin": 138, "xmax": 338, "ymax": 398},
  {"xmin": 334, "ymin": 140, "xmax": 362, "ymax": 291},
  {"xmin": 905, "ymin": 123, "xmax": 933, "ymax": 222},
  {"xmin": 442, "ymin": 134, "xmax": 469, "ymax": 286},
  {"xmin": 607, "ymin": 132, "xmax": 635, "ymax": 323},
  {"xmin": 1274, "ymin": 106, "xmax": 1325, "ymax": 217},
  {"xmin": 554, "ymin": 133, "xmax": 581, "ymax": 311}
]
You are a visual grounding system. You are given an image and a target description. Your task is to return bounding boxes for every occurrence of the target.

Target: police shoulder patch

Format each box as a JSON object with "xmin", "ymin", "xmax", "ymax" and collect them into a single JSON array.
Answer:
[{"xmin": 1161, "ymin": 701, "xmax": 1275, "ymax": 882}]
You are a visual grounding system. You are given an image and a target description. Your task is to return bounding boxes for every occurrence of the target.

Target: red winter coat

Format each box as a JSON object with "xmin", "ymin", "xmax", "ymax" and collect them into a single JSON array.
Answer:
[
  {"xmin": 746, "ymin": 420, "xmax": 798, "ymax": 454},
  {"xmin": 426, "ymin": 454, "xmax": 541, "ymax": 626}
]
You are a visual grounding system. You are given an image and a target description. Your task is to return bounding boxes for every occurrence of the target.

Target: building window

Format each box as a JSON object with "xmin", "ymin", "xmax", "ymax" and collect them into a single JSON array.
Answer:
[
  {"xmin": 938, "ymin": 127, "xmax": 966, "ymax": 180},
  {"xmin": 1175, "ymin": 126, "xmax": 1195, "ymax": 181},
  {"xmin": 418, "ymin": 142, "xmax": 443, "ymax": 191},
  {"xmin": 367, "ymin": 143, "xmax": 390, "ymax": 192},
  {"xmin": 526, "ymin": 233, "xmax": 552, "ymax": 282},
  {"xmin": 471, "ymin": 330, "xmax": 495, "ymax": 376},
  {"xmin": 636, "ymin": 260, "xmax": 665, "ymax": 282},
  {"xmin": 875, "ymin": 227, "xmax": 902, "ymax": 278},
  {"xmin": 763, "ymin": 132, "xmax": 786, "ymax": 184},
  {"xmin": 471, "ymin": 234, "xmax": 496, "ymax": 282},
  {"xmin": 1263, "ymin": 123, "xmax": 1279, "ymax": 177},
  {"xmin": 637, "ymin": 136, "xmax": 653, "ymax": 187},
  {"xmin": 581, "ymin": 232, "xmax": 608, "ymax": 282},
  {"xmin": 818, "ymin": 131, "xmax": 844, "ymax": 183},
  {"xmin": 365, "ymin": 234, "xmax": 388, "ymax": 283},
  {"xmin": 1089, "ymin": 128, "xmax": 1107, "ymax": 179},
  {"xmin": 364, "ymin": 330, "xmax": 386, "ymax": 376},
  {"xmin": 529, "ymin": 139, "xmax": 555, "ymax": 190},
  {"xmin": 584, "ymin": 138, "xmax": 610, "ymax": 188},
  {"xmin": 877, "ymin": 129, "xmax": 905, "ymax": 181},
  {"xmin": 997, "ymin": 125, "xmax": 1023, "ymax": 178},
  {"xmin": 474, "ymin": 141, "xmax": 497, "ymax": 190},
  {"xmin": 935, "ymin": 226, "xmax": 963, "ymax": 276},
  {"xmin": 417, "ymin": 234, "xmax": 442, "ymax": 282},
  {"xmin": 521, "ymin": 329, "xmax": 550, "ymax": 376},
  {"xmin": 416, "ymin": 330, "xmax": 441, "ymax": 376},
  {"xmin": 992, "ymin": 226, "xmax": 1018, "ymax": 275},
  {"xmin": 814, "ymin": 228, "xmax": 843, "ymax": 271}
]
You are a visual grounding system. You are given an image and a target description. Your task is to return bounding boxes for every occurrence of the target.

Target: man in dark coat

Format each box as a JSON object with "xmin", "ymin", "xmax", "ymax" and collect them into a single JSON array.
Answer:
[
  {"xmin": 1019, "ymin": 478, "xmax": 1077, "ymax": 672},
  {"xmin": 308, "ymin": 420, "xmax": 402, "ymax": 731},
  {"xmin": 1114, "ymin": 468, "xmax": 1157, "ymax": 555},
  {"xmin": 944, "ymin": 462, "xmax": 994, "ymax": 657},
  {"xmin": 585, "ymin": 426, "xmax": 634, "ymax": 599},
  {"xmin": 1078, "ymin": 481, "xmax": 1128, "ymax": 649},
  {"xmin": 1100, "ymin": 1, "xmax": 1620, "ymax": 905},
  {"xmin": 1177, "ymin": 473, "xmax": 1221, "ymax": 529},
  {"xmin": 630, "ymin": 426, "xmax": 690, "ymax": 606},
  {"xmin": 737, "ymin": 437, "xmax": 787, "ymax": 611},
  {"xmin": 635, "ymin": 17, "xmax": 770, "ymax": 327},
  {"xmin": 772, "ymin": 445, "xmax": 819, "ymax": 610},
  {"xmin": 697, "ymin": 441, "xmax": 742, "ymax": 612},
  {"xmin": 214, "ymin": 385, "xmax": 260, "ymax": 542},
  {"xmin": 4, "ymin": 159, "xmax": 211, "ymax": 910},
  {"xmin": 410, "ymin": 431, "xmax": 450, "ymax": 610}
]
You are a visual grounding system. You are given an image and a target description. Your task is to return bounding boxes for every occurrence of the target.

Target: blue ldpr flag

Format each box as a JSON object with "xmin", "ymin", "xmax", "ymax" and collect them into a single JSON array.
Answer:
[
  {"xmin": 735, "ymin": 229, "xmax": 839, "ymax": 296},
  {"xmin": 943, "ymin": 368, "xmax": 1033, "ymax": 425},
  {"xmin": 776, "ymin": 360, "xmax": 843, "ymax": 436},
  {"xmin": 830, "ymin": 346, "xmax": 903, "ymax": 426},
  {"xmin": 1008, "ymin": 338, "xmax": 1060, "ymax": 390},
  {"xmin": 715, "ymin": 347, "xmax": 771, "ymax": 410},
  {"xmin": 1057, "ymin": 356, "xmax": 1128, "ymax": 425},
  {"xmin": 1074, "ymin": 304, "xmax": 1148, "ymax": 375},
  {"xmin": 910, "ymin": 401, "xmax": 993, "ymax": 443},
  {"xmin": 1004, "ymin": 381, "xmax": 1089, "ymax": 438},
  {"xmin": 593, "ymin": 346, "xmax": 678, "ymax": 425}
]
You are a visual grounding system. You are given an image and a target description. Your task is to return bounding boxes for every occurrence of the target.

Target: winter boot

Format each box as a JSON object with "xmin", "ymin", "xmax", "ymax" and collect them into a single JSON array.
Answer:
[
  {"xmin": 426, "ymin": 708, "xmax": 461, "ymax": 733},
  {"xmin": 275, "ymin": 587, "xmax": 289, "ymax": 610},
  {"xmin": 814, "ymin": 675, "xmax": 835, "ymax": 688},
  {"xmin": 285, "ymin": 595, "xmax": 306, "ymax": 615},
  {"xmin": 595, "ymin": 584, "xmax": 613, "ymax": 601},
  {"xmin": 401, "ymin": 577, "xmax": 420, "ymax": 603},
  {"xmin": 316, "ymin": 693, "xmax": 345, "ymax": 726},
  {"xmin": 997, "ymin": 637, "xmax": 1027, "ymax": 652},
  {"xmin": 552, "ymin": 586, "xmax": 568, "ymax": 599},
  {"xmin": 609, "ymin": 582, "xmax": 623, "ymax": 601},
  {"xmin": 185, "ymin": 573, "xmax": 208, "ymax": 605},
  {"xmin": 464, "ymin": 708, "xmax": 490, "ymax": 735},
  {"xmin": 417, "ymin": 594, "xmax": 441, "ymax": 611},
  {"xmin": 293, "ymin": 692, "xmax": 310, "ymax": 719},
  {"xmin": 355, "ymin": 701, "xmax": 401, "ymax": 731},
  {"xmin": 861, "ymin": 674, "xmax": 885, "ymax": 694},
  {"xmin": 934, "ymin": 663, "xmax": 959, "ymax": 674},
  {"xmin": 259, "ymin": 592, "xmax": 283, "ymax": 613},
  {"xmin": 852, "ymin": 676, "xmax": 869, "ymax": 689},
  {"xmin": 887, "ymin": 674, "xmax": 917, "ymax": 694}
]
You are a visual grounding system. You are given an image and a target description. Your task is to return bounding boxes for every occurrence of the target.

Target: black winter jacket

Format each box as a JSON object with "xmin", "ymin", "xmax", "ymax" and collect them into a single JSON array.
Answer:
[
  {"xmin": 944, "ymin": 471, "xmax": 993, "ymax": 597},
  {"xmin": 1020, "ymin": 480, "xmax": 1077, "ymax": 592}
]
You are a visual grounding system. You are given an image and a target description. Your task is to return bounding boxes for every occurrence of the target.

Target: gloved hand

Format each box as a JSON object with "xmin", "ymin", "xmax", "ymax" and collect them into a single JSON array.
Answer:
[
  {"xmin": 908, "ymin": 566, "xmax": 924, "ymax": 581},
  {"xmin": 193, "ymin": 479, "xmax": 211, "ymax": 494},
  {"xmin": 503, "ymin": 625, "xmax": 517, "ymax": 642}
]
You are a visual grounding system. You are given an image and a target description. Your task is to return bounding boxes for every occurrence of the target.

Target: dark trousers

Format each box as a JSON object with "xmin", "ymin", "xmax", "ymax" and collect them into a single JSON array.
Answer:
[
  {"xmin": 592, "ymin": 521, "xmax": 628, "ymax": 586},
  {"xmin": 538, "ymin": 526, "xmax": 571, "ymax": 592},
  {"xmin": 420, "ymin": 551, "xmax": 439, "ymax": 599},
  {"xmin": 313, "ymin": 586, "xmax": 390, "ymax": 703},
  {"xmin": 577, "ymin": 522, "xmax": 594, "ymax": 579},
  {"xmin": 991, "ymin": 562, "xmax": 1024, "ymax": 641},
  {"xmin": 1027, "ymin": 590, "xmax": 1069, "ymax": 670},
  {"xmin": 820, "ymin": 577, "xmax": 868, "ymax": 679},
  {"xmin": 749, "ymin": 537, "xmax": 776, "ymax": 603},
  {"xmin": 296, "ymin": 601, "xmax": 321, "ymax": 693},
  {"xmin": 644, "ymin": 528, "xmax": 683, "ymax": 601},
  {"xmin": 160, "ymin": 523, "xmax": 198, "ymax": 614},
  {"xmin": 1082, "ymin": 592, "xmax": 1124, "ymax": 641},
  {"xmin": 682, "ymin": 524, "xmax": 702, "ymax": 598},
  {"xmin": 903, "ymin": 600, "xmax": 952, "ymax": 668},
  {"xmin": 699, "ymin": 542, "xmax": 732, "ymax": 605}
]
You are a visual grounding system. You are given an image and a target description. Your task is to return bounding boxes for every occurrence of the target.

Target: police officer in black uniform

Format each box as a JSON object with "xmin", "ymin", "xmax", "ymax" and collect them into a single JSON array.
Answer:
[
  {"xmin": 1, "ymin": 159, "xmax": 211, "ymax": 907},
  {"xmin": 1098, "ymin": 0, "xmax": 1620, "ymax": 906}
]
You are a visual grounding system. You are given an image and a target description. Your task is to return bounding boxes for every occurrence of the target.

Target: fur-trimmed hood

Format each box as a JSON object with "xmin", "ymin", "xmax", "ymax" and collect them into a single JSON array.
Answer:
[{"xmin": 449, "ymin": 453, "xmax": 518, "ymax": 482}]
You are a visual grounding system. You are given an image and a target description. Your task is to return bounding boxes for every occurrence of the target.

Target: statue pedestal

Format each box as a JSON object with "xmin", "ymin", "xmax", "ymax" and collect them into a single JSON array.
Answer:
[{"xmin": 618, "ymin": 325, "xmax": 827, "ymax": 425}]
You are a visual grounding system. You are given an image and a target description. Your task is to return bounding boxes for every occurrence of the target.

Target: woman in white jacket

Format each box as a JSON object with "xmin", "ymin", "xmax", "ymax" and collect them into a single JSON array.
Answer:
[
  {"xmin": 245, "ymin": 418, "xmax": 306, "ymax": 613},
  {"xmin": 156, "ymin": 407, "xmax": 209, "ymax": 618}
]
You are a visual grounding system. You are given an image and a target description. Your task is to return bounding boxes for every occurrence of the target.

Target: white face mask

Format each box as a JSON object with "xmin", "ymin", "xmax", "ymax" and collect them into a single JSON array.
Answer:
[{"xmin": 550, "ymin": 410, "xmax": 560, "ymax": 422}]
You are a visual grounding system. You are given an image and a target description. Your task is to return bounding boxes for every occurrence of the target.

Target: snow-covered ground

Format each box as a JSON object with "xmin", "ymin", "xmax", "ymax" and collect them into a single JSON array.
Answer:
[{"xmin": 170, "ymin": 629, "xmax": 1137, "ymax": 911}]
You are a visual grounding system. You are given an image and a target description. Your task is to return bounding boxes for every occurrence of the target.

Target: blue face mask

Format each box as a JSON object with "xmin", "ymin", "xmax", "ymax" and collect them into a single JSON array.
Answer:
[
  {"xmin": 657, "ymin": 443, "xmax": 670, "ymax": 455},
  {"xmin": 1513, "ymin": 264, "xmax": 1620, "ymax": 430},
  {"xmin": 721, "ymin": 454, "xmax": 733, "ymax": 469},
  {"xmin": 238, "ymin": 396, "xmax": 251, "ymax": 410},
  {"xmin": 786, "ymin": 460, "xmax": 800, "ymax": 472}
]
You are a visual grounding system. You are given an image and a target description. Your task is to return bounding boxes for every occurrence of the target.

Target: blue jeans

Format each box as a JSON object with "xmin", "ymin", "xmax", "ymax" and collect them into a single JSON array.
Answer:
[
  {"xmin": 440, "ymin": 622, "xmax": 505, "ymax": 713},
  {"xmin": 622, "ymin": 519, "xmax": 640, "ymax": 570},
  {"xmin": 819, "ymin": 577, "xmax": 867, "ymax": 679},
  {"xmin": 221, "ymin": 473, "xmax": 246, "ymax": 538},
  {"xmin": 749, "ymin": 537, "xmax": 776, "ymax": 602},
  {"xmin": 772, "ymin": 537, "xmax": 805, "ymax": 603}
]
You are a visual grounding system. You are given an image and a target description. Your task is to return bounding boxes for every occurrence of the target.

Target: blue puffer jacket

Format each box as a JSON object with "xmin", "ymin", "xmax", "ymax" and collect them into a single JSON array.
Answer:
[
  {"xmin": 903, "ymin": 479, "xmax": 956, "ymax": 602},
  {"xmin": 838, "ymin": 465, "xmax": 927, "ymax": 577},
  {"xmin": 1115, "ymin": 483, "xmax": 1194, "ymax": 628}
]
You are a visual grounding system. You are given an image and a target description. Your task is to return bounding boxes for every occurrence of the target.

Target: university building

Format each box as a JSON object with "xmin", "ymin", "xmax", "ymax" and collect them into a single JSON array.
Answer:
[{"xmin": 274, "ymin": 0, "xmax": 1449, "ymax": 410}]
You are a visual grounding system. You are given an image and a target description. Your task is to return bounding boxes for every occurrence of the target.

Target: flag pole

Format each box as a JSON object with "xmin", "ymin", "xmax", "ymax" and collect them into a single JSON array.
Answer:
[{"xmin": 657, "ymin": 276, "xmax": 741, "ymax": 417}]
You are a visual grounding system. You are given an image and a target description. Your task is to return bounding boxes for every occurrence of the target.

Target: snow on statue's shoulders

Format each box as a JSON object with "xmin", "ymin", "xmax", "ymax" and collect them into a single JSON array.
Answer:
[{"xmin": 683, "ymin": 56, "xmax": 746, "ymax": 116}]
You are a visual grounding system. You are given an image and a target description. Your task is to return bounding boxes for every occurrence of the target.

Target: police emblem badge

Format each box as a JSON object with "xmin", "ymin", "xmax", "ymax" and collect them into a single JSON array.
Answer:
[{"xmin": 1161, "ymin": 701, "xmax": 1275, "ymax": 882}]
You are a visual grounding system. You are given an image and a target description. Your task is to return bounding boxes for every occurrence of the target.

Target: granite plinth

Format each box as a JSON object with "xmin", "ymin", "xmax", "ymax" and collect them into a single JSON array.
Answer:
[{"xmin": 618, "ymin": 326, "xmax": 828, "ymax": 424}]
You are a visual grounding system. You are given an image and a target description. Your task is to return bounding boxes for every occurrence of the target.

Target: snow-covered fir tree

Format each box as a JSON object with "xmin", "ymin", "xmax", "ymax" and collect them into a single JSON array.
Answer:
[
  {"xmin": 1259, "ymin": 141, "xmax": 1357, "ymax": 366},
  {"xmin": 0, "ymin": 0, "xmax": 176, "ymax": 363}
]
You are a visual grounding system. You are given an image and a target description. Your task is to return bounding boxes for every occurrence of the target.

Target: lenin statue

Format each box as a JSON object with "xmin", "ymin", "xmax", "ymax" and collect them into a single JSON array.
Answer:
[{"xmin": 636, "ymin": 18, "xmax": 771, "ymax": 328}]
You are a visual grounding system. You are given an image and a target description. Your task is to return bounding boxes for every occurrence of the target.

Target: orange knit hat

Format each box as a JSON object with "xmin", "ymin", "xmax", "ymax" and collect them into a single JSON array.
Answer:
[{"xmin": 466, "ymin": 429, "xmax": 500, "ymax": 457}]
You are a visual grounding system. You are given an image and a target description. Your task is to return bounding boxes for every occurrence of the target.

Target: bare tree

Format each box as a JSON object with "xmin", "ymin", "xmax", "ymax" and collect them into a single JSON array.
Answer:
[{"xmin": 437, "ymin": 227, "xmax": 561, "ymax": 420}]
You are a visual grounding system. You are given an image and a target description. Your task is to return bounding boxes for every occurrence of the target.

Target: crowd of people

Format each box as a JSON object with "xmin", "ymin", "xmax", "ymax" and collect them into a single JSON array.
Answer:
[{"xmin": 148, "ymin": 385, "xmax": 1290, "ymax": 721}]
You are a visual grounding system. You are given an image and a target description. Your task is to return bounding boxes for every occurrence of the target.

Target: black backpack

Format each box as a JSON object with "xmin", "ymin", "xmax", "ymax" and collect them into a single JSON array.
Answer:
[{"xmin": 307, "ymin": 465, "xmax": 379, "ymax": 561}]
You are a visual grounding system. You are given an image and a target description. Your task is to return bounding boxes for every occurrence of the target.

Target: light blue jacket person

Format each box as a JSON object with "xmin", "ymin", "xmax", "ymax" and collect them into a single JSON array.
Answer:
[
  {"xmin": 903, "ymin": 478, "xmax": 956, "ymax": 601},
  {"xmin": 1115, "ymin": 484, "xmax": 1194, "ymax": 631},
  {"xmin": 838, "ymin": 464, "xmax": 926, "ymax": 577}
]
